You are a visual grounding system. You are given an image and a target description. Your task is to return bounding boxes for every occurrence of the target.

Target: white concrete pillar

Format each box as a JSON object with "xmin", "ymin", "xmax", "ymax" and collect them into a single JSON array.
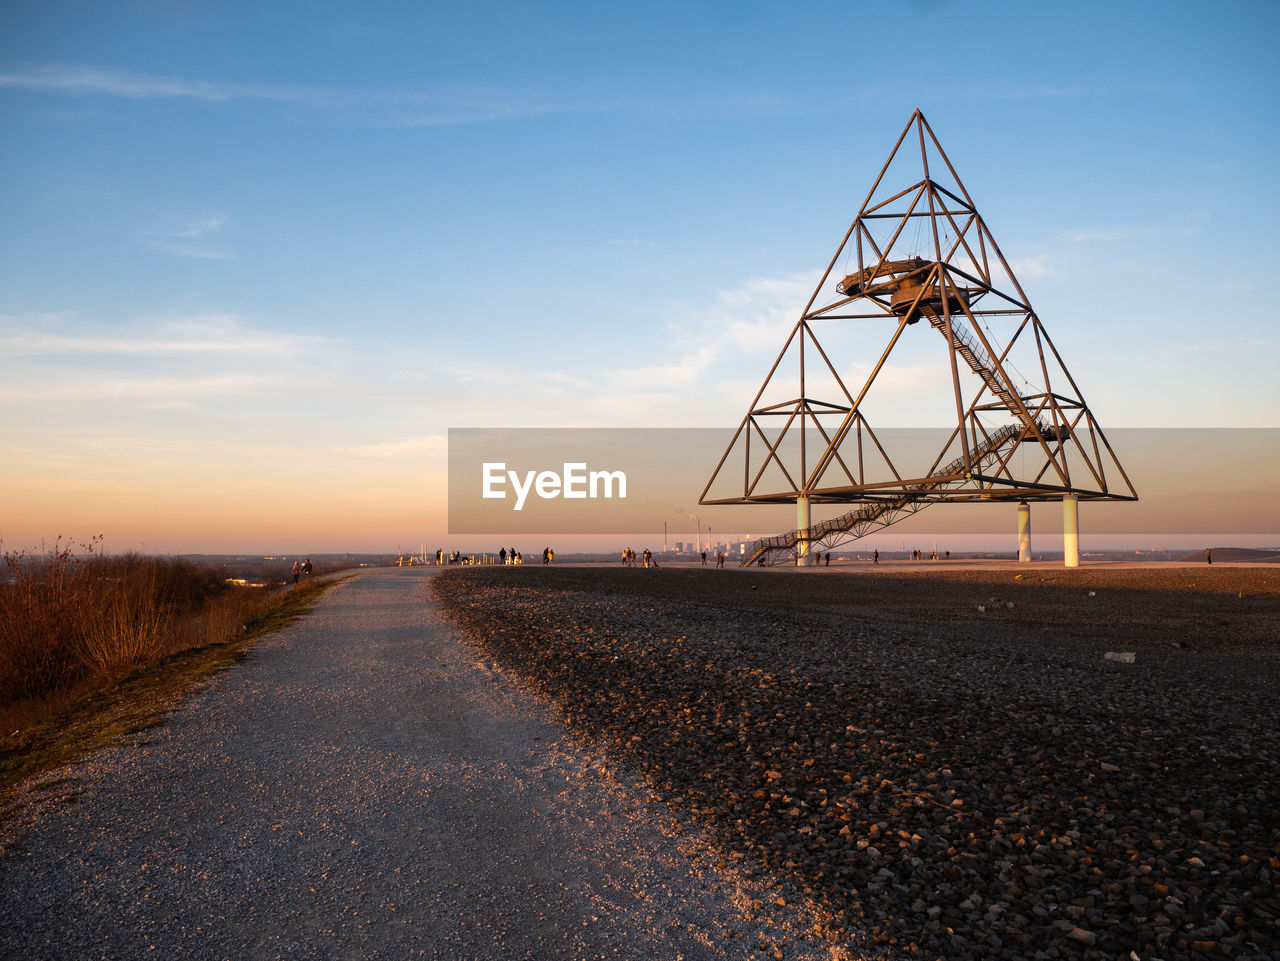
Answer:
[
  {"xmin": 1017, "ymin": 501, "xmax": 1031, "ymax": 562},
  {"xmin": 1063, "ymin": 493, "xmax": 1079, "ymax": 568},
  {"xmin": 796, "ymin": 495, "xmax": 812, "ymax": 566}
]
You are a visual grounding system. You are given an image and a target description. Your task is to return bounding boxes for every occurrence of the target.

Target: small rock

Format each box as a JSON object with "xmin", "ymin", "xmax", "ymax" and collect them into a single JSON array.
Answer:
[
  {"xmin": 1104, "ymin": 651, "xmax": 1136, "ymax": 664},
  {"xmin": 1100, "ymin": 762, "xmax": 1121, "ymax": 773},
  {"xmin": 1088, "ymin": 590, "xmax": 1096, "ymax": 597},
  {"xmin": 977, "ymin": 605, "xmax": 987, "ymax": 613},
  {"xmin": 1065, "ymin": 927, "xmax": 1097, "ymax": 946}
]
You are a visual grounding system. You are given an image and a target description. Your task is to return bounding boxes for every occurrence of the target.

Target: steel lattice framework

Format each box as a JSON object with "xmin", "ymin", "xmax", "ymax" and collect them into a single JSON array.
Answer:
[{"xmin": 699, "ymin": 110, "xmax": 1137, "ymax": 565}]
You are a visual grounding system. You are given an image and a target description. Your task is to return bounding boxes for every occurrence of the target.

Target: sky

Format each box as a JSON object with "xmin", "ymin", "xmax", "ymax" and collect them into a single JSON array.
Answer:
[{"xmin": 2, "ymin": 0, "xmax": 1278, "ymax": 555}]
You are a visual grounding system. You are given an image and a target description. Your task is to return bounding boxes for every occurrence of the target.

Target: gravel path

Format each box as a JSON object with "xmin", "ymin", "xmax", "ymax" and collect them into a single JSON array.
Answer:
[{"xmin": 0, "ymin": 568, "xmax": 866, "ymax": 961}]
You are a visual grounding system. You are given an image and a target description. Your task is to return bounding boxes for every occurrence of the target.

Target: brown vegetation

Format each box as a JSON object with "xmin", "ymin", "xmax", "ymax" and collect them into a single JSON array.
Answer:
[{"xmin": 0, "ymin": 538, "xmax": 303, "ymax": 725}]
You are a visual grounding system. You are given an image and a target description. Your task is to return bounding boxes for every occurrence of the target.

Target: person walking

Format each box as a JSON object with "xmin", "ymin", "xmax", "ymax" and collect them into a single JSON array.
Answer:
[
  {"xmin": 700, "ymin": 550, "xmax": 707, "ymax": 567},
  {"xmin": 500, "ymin": 547, "xmax": 507, "ymax": 565},
  {"xmin": 291, "ymin": 561, "xmax": 301, "ymax": 584},
  {"xmin": 872, "ymin": 549, "xmax": 879, "ymax": 565},
  {"xmin": 1206, "ymin": 547, "xmax": 1212, "ymax": 565}
]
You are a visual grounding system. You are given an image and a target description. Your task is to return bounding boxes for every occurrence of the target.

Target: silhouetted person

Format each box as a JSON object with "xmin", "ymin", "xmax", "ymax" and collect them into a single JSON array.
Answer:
[
  {"xmin": 825, "ymin": 552, "xmax": 831, "ymax": 566},
  {"xmin": 1206, "ymin": 547, "xmax": 1212, "ymax": 565},
  {"xmin": 291, "ymin": 561, "xmax": 301, "ymax": 584},
  {"xmin": 872, "ymin": 549, "xmax": 879, "ymax": 565},
  {"xmin": 700, "ymin": 550, "xmax": 707, "ymax": 566}
]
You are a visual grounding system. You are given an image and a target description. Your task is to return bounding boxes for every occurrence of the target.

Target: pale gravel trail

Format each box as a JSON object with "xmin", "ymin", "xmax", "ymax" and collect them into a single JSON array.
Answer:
[{"xmin": 0, "ymin": 568, "xmax": 866, "ymax": 961}]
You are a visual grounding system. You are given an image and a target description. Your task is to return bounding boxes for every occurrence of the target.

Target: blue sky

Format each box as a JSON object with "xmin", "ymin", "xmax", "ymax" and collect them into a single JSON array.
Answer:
[{"xmin": 2, "ymin": 0, "xmax": 1278, "ymax": 553}]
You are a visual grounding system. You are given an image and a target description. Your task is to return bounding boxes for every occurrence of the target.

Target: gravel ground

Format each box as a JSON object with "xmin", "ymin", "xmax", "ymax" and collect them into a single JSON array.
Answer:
[
  {"xmin": 0, "ymin": 568, "xmax": 870, "ymax": 961},
  {"xmin": 433, "ymin": 564, "xmax": 1280, "ymax": 961}
]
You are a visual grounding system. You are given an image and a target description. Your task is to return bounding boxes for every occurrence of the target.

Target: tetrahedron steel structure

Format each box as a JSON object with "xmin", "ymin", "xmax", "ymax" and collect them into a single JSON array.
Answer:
[{"xmin": 700, "ymin": 110, "xmax": 1137, "ymax": 565}]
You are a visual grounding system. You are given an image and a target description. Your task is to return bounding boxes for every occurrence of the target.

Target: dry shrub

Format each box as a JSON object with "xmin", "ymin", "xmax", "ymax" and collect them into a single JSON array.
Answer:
[
  {"xmin": 193, "ymin": 587, "xmax": 274, "ymax": 650},
  {"xmin": 1, "ymin": 541, "xmax": 280, "ymax": 710},
  {"xmin": 0, "ymin": 540, "xmax": 90, "ymax": 703},
  {"xmin": 72, "ymin": 557, "xmax": 176, "ymax": 676}
]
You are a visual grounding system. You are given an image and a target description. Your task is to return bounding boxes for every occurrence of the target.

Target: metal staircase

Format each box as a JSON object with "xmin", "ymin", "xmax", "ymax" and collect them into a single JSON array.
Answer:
[
  {"xmin": 739, "ymin": 423, "xmax": 1034, "ymax": 566},
  {"xmin": 920, "ymin": 303, "xmax": 1022, "ymax": 416}
]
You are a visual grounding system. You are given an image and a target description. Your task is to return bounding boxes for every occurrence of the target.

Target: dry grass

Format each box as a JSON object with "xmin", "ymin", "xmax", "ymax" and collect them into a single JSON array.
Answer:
[{"xmin": 1, "ymin": 538, "xmax": 308, "ymax": 729}]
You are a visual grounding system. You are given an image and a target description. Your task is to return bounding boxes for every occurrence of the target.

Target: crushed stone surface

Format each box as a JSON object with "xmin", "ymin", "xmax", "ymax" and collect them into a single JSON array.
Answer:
[{"xmin": 433, "ymin": 565, "xmax": 1280, "ymax": 961}]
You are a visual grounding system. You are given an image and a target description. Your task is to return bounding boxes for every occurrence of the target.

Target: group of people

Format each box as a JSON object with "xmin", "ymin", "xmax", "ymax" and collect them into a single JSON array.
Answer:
[
  {"xmin": 698, "ymin": 550, "xmax": 730, "ymax": 568},
  {"xmin": 620, "ymin": 547, "xmax": 658, "ymax": 568},
  {"xmin": 434, "ymin": 549, "xmax": 523, "ymax": 565},
  {"xmin": 541, "ymin": 547, "xmax": 555, "ymax": 564},
  {"xmin": 290, "ymin": 558, "xmax": 313, "ymax": 584},
  {"xmin": 908, "ymin": 549, "xmax": 950, "ymax": 561}
]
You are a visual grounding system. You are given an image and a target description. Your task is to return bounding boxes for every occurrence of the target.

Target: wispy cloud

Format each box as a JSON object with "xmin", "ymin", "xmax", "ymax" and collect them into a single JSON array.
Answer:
[
  {"xmin": 0, "ymin": 64, "xmax": 609, "ymax": 127},
  {"xmin": 146, "ymin": 212, "xmax": 234, "ymax": 259},
  {"xmin": 0, "ymin": 372, "xmax": 300, "ymax": 403},
  {"xmin": 1, "ymin": 64, "xmax": 805, "ymax": 129},
  {"xmin": 0, "ymin": 313, "xmax": 320, "ymax": 358},
  {"xmin": 173, "ymin": 213, "xmax": 229, "ymax": 238},
  {"xmin": 1064, "ymin": 224, "xmax": 1197, "ymax": 243},
  {"xmin": 1175, "ymin": 339, "xmax": 1271, "ymax": 356},
  {"xmin": 146, "ymin": 239, "xmax": 236, "ymax": 260},
  {"xmin": 0, "ymin": 64, "xmax": 336, "ymax": 105},
  {"xmin": 1007, "ymin": 254, "xmax": 1053, "ymax": 281},
  {"xmin": 340, "ymin": 435, "xmax": 447, "ymax": 458}
]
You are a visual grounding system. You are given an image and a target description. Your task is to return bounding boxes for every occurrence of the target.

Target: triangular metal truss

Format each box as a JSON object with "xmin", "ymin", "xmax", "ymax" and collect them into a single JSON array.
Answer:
[{"xmin": 700, "ymin": 110, "xmax": 1137, "ymax": 564}]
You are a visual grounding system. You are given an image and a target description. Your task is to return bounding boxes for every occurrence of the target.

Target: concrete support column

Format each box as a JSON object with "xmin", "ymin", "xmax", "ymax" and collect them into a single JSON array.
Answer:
[
  {"xmin": 1017, "ymin": 501, "xmax": 1031, "ymax": 562},
  {"xmin": 796, "ymin": 495, "xmax": 812, "ymax": 567},
  {"xmin": 1063, "ymin": 493, "xmax": 1079, "ymax": 568}
]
